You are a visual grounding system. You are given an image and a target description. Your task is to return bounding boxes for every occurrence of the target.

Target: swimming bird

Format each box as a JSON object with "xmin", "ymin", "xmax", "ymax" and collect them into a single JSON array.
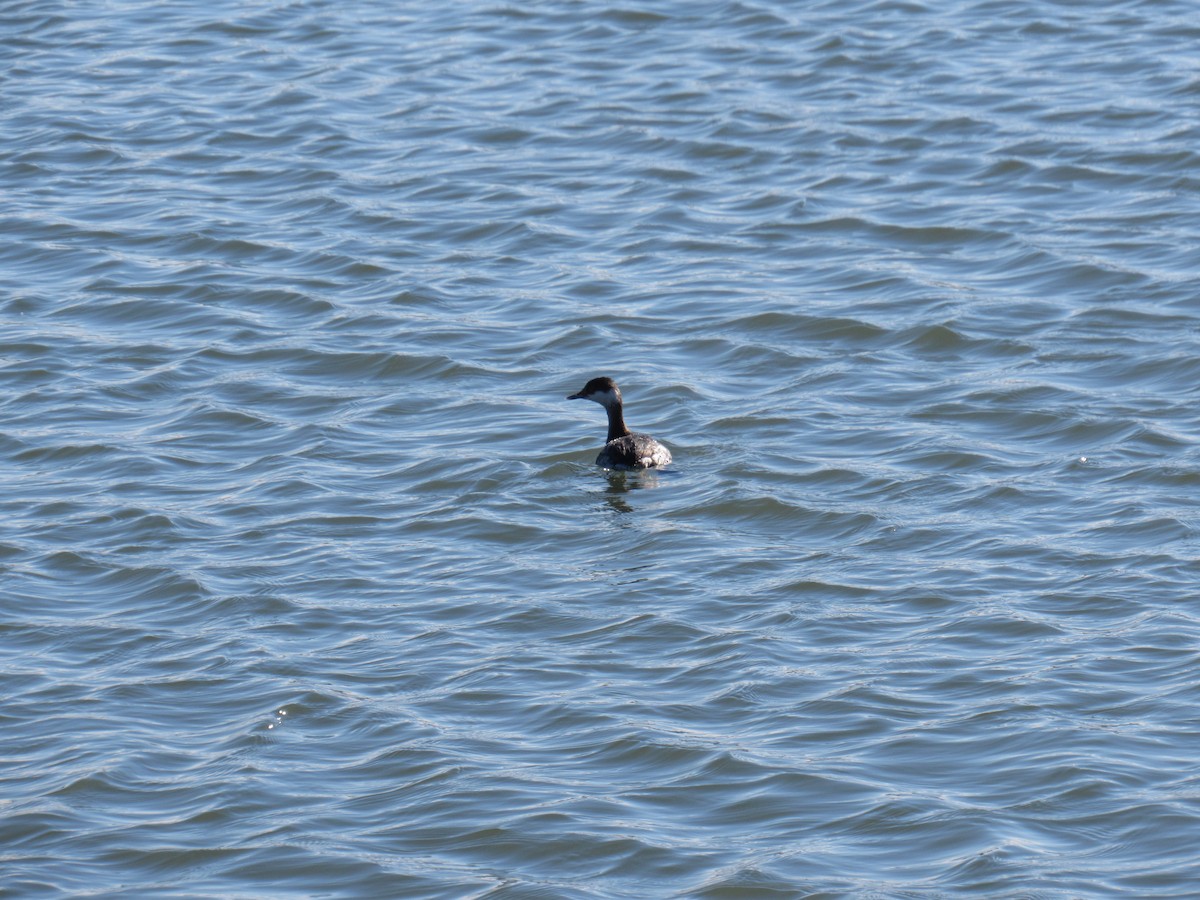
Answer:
[{"xmin": 567, "ymin": 376, "xmax": 672, "ymax": 469}]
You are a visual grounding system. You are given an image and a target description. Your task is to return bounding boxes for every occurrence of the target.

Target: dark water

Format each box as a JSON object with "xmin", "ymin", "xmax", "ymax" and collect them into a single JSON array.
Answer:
[{"xmin": 3, "ymin": 0, "xmax": 1199, "ymax": 896}]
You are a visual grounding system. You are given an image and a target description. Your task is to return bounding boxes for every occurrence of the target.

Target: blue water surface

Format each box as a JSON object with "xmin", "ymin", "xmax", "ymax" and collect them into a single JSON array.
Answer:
[{"xmin": 2, "ymin": 1, "xmax": 1199, "ymax": 896}]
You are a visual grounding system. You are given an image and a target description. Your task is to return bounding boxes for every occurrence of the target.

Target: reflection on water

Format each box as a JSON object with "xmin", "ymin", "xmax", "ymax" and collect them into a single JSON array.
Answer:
[{"xmin": 598, "ymin": 467, "xmax": 666, "ymax": 514}]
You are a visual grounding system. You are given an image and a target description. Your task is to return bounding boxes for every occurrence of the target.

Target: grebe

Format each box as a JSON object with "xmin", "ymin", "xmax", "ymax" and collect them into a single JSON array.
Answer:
[{"xmin": 567, "ymin": 376, "xmax": 672, "ymax": 470}]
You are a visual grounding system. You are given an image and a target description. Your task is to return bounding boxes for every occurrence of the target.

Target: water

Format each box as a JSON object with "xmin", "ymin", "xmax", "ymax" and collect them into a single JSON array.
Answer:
[{"xmin": 2, "ymin": 0, "xmax": 1199, "ymax": 896}]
